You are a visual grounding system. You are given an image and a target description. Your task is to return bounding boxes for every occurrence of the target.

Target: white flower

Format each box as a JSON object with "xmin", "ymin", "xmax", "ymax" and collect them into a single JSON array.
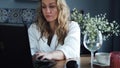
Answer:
[{"xmin": 71, "ymin": 8, "xmax": 120, "ymax": 40}]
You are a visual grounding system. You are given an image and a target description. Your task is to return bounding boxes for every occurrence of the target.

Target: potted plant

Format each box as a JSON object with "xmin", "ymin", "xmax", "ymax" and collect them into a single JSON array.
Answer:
[
  {"xmin": 71, "ymin": 8, "xmax": 120, "ymax": 41},
  {"xmin": 71, "ymin": 8, "xmax": 120, "ymax": 53}
]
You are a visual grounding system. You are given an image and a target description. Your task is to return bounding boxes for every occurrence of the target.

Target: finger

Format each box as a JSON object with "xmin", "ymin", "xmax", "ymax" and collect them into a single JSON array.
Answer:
[
  {"xmin": 38, "ymin": 55, "xmax": 44, "ymax": 60},
  {"xmin": 40, "ymin": 56, "xmax": 46, "ymax": 60},
  {"xmin": 34, "ymin": 53, "xmax": 39, "ymax": 57},
  {"xmin": 36, "ymin": 54, "xmax": 43, "ymax": 60}
]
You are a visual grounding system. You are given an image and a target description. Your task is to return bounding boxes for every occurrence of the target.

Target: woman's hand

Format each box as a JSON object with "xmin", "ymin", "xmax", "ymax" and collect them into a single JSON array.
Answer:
[
  {"xmin": 33, "ymin": 52, "xmax": 53, "ymax": 60},
  {"xmin": 33, "ymin": 50, "xmax": 65, "ymax": 61}
]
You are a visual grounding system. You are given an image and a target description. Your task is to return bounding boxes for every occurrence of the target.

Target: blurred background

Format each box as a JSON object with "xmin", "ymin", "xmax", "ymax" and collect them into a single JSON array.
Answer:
[{"xmin": 0, "ymin": 0, "xmax": 120, "ymax": 54}]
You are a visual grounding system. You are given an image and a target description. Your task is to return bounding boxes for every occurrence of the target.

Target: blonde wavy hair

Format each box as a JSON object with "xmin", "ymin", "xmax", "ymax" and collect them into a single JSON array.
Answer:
[{"xmin": 36, "ymin": 0, "xmax": 70, "ymax": 44}]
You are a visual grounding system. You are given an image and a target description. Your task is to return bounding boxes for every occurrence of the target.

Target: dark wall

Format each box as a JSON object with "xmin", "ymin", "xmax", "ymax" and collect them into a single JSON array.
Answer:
[
  {"xmin": 111, "ymin": 0, "xmax": 120, "ymax": 51},
  {"xmin": 0, "ymin": 0, "xmax": 38, "ymax": 8}
]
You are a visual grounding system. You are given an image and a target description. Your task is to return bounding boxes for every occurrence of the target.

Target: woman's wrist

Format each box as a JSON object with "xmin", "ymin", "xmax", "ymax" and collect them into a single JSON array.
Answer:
[{"xmin": 50, "ymin": 50, "xmax": 65, "ymax": 60}]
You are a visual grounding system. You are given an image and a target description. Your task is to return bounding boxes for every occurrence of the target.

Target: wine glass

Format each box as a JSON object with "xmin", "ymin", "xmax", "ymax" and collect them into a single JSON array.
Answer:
[{"xmin": 83, "ymin": 30, "xmax": 102, "ymax": 68}]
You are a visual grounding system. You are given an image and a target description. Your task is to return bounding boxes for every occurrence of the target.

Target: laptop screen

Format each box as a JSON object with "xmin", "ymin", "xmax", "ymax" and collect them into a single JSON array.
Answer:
[{"xmin": 0, "ymin": 23, "xmax": 33, "ymax": 68}]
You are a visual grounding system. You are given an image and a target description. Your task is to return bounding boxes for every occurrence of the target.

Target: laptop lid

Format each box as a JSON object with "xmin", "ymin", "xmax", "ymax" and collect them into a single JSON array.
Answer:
[{"xmin": 0, "ymin": 23, "xmax": 33, "ymax": 68}]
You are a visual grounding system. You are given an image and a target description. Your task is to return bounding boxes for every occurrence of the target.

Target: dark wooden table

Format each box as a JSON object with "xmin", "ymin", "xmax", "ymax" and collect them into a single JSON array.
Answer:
[
  {"xmin": 52, "ymin": 54, "xmax": 110, "ymax": 68},
  {"xmin": 80, "ymin": 54, "xmax": 110, "ymax": 68}
]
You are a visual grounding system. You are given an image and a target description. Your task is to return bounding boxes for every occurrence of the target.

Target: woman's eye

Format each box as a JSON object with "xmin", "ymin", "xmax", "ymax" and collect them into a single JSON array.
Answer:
[
  {"xmin": 42, "ymin": 6, "xmax": 46, "ymax": 8},
  {"xmin": 49, "ymin": 6, "xmax": 56, "ymax": 8}
]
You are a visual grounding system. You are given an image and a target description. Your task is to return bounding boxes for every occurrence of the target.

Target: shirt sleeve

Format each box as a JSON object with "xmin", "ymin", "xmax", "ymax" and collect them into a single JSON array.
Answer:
[
  {"xmin": 28, "ymin": 23, "xmax": 40, "ymax": 56},
  {"xmin": 56, "ymin": 21, "xmax": 81, "ymax": 59}
]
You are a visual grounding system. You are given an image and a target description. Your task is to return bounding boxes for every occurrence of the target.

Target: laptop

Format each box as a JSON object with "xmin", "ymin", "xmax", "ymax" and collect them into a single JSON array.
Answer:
[{"xmin": 0, "ymin": 23, "xmax": 33, "ymax": 68}]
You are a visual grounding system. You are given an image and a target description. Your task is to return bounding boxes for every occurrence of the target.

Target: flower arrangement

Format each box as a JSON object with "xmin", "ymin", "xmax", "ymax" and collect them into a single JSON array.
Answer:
[{"xmin": 71, "ymin": 8, "xmax": 120, "ymax": 40}]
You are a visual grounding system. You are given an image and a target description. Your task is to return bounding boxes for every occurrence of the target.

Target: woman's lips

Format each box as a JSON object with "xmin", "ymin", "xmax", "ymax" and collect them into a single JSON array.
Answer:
[{"xmin": 46, "ymin": 15, "xmax": 52, "ymax": 18}]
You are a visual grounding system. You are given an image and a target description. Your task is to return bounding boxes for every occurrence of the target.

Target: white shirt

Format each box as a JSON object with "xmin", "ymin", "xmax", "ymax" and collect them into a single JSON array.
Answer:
[{"xmin": 28, "ymin": 21, "xmax": 80, "ymax": 59}]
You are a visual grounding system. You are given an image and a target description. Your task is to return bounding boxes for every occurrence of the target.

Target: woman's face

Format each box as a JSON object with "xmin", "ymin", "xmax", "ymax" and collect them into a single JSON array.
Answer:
[{"xmin": 41, "ymin": 0, "xmax": 58, "ymax": 23}]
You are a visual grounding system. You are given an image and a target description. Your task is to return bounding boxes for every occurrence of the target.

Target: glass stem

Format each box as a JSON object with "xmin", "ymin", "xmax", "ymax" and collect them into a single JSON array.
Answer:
[{"xmin": 91, "ymin": 52, "xmax": 94, "ymax": 68}]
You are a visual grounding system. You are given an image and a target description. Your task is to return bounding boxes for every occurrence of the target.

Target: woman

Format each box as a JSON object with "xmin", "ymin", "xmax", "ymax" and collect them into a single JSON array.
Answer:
[{"xmin": 28, "ymin": 0, "xmax": 80, "ymax": 61}]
